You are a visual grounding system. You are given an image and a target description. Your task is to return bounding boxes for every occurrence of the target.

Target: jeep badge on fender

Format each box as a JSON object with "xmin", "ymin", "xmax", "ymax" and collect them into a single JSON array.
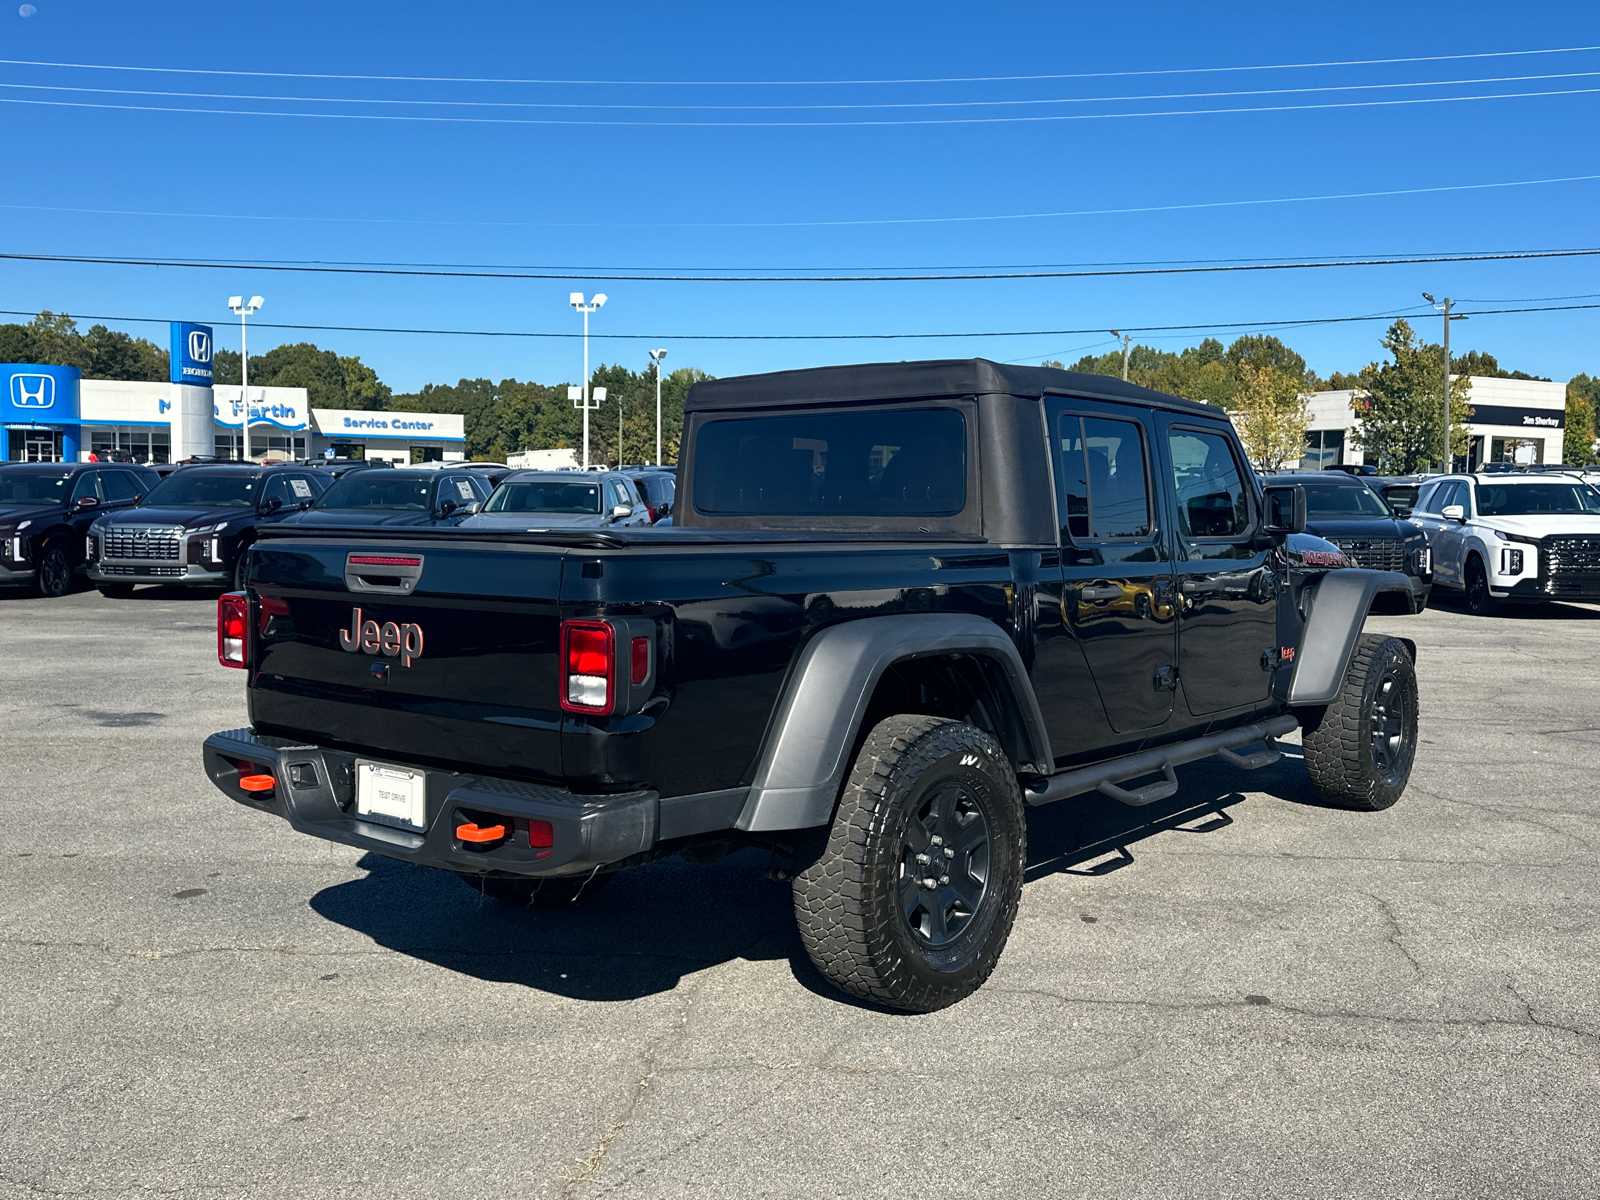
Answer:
[{"xmin": 340, "ymin": 606, "xmax": 424, "ymax": 667}]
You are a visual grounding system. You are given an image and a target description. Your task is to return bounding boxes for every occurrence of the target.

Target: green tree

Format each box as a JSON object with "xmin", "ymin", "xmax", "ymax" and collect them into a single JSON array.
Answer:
[
  {"xmin": 1451, "ymin": 350, "xmax": 1549, "ymax": 382},
  {"xmin": 1566, "ymin": 374, "xmax": 1600, "ymax": 466},
  {"xmin": 212, "ymin": 341, "xmax": 391, "ymax": 410},
  {"xmin": 25, "ymin": 312, "xmax": 93, "ymax": 371},
  {"xmin": 1351, "ymin": 320, "xmax": 1473, "ymax": 474},
  {"xmin": 83, "ymin": 324, "xmax": 168, "ymax": 381},
  {"xmin": 1232, "ymin": 363, "xmax": 1312, "ymax": 470}
]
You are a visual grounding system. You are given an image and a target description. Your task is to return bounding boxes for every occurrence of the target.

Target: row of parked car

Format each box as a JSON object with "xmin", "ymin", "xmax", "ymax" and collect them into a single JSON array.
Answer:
[{"xmin": 0, "ymin": 458, "xmax": 677, "ymax": 597}]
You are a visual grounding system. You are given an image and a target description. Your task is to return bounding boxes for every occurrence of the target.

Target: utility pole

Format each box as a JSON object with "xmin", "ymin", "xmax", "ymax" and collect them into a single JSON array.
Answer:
[
  {"xmin": 569, "ymin": 293, "xmax": 607, "ymax": 468},
  {"xmin": 1110, "ymin": 330, "xmax": 1132, "ymax": 381},
  {"xmin": 1423, "ymin": 294, "xmax": 1453, "ymax": 471},
  {"xmin": 649, "ymin": 349, "xmax": 667, "ymax": 465}
]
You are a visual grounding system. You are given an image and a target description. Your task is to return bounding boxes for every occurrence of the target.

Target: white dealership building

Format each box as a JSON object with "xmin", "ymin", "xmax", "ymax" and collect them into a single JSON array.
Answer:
[{"xmin": 1298, "ymin": 376, "xmax": 1570, "ymax": 471}]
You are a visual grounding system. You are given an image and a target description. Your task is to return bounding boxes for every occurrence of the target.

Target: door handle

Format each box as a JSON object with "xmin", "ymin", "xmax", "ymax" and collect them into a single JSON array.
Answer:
[{"xmin": 1079, "ymin": 584, "xmax": 1123, "ymax": 603}]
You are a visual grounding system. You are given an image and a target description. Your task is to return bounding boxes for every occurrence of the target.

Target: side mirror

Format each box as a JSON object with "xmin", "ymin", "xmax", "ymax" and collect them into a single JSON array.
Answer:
[
  {"xmin": 259, "ymin": 496, "xmax": 283, "ymax": 515},
  {"xmin": 464, "ymin": 501, "xmax": 481, "ymax": 515},
  {"xmin": 74, "ymin": 495, "xmax": 100, "ymax": 512},
  {"xmin": 1441, "ymin": 504, "xmax": 1466, "ymax": 522},
  {"xmin": 610, "ymin": 505, "xmax": 632, "ymax": 521},
  {"xmin": 1391, "ymin": 505, "xmax": 1413, "ymax": 519},
  {"xmin": 1261, "ymin": 485, "xmax": 1306, "ymax": 536},
  {"xmin": 437, "ymin": 499, "xmax": 458, "ymax": 517}
]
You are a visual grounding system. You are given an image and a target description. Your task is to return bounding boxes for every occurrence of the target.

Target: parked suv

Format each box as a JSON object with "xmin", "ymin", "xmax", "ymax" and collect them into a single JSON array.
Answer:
[
  {"xmin": 86, "ymin": 462, "xmax": 330, "ymax": 595},
  {"xmin": 1410, "ymin": 472, "xmax": 1600, "ymax": 613},
  {"xmin": 1261, "ymin": 472, "xmax": 1432, "ymax": 610},
  {"xmin": 0, "ymin": 462, "xmax": 161, "ymax": 596},
  {"xmin": 624, "ymin": 468, "xmax": 676, "ymax": 523},
  {"xmin": 280, "ymin": 468, "xmax": 493, "ymax": 530}
]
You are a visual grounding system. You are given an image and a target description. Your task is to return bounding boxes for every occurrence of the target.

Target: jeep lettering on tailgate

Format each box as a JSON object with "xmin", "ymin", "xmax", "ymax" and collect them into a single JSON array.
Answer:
[{"xmin": 339, "ymin": 606, "xmax": 424, "ymax": 667}]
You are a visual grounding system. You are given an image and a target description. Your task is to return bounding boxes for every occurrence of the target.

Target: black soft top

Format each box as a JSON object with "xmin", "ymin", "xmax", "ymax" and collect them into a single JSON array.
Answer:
[{"xmin": 685, "ymin": 357, "xmax": 1223, "ymax": 417}]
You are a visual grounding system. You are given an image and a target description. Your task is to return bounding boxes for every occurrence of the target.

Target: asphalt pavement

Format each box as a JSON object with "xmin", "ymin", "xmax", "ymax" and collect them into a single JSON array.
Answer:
[{"xmin": 2, "ymin": 583, "xmax": 1597, "ymax": 1199}]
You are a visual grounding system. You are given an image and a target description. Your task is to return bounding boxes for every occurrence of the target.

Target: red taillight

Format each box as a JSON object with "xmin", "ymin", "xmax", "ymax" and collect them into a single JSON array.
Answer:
[
  {"xmin": 560, "ymin": 620, "xmax": 614, "ymax": 713},
  {"xmin": 631, "ymin": 636, "xmax": 650, "ymax": 685},
  {"xmin": 644, "ymin": 504, "xmax": 658, "ymax": 523},
  {"xmin": 218, "ymin": 592, "xmax": 248, "ymax": 668}
]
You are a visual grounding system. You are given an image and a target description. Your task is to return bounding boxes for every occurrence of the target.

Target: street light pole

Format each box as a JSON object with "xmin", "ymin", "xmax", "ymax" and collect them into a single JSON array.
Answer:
[
  {"xmin": 569, "ymin": 293, "xmax": 607, "ymax": 468},
  {"xmin": 649, "ymin": 348, "xmax": 667, "ymax": 465},
  {"xmin": 1424, "ymin": 293, "xmax": 1454, "ymax": 471},
  {"xmin": 1110, "ymin": 330, "xmax": 1132, "ymax": 381},
  {"xmin": 228, "ymin": 295, "xmax": 263, "ymax": 461}
]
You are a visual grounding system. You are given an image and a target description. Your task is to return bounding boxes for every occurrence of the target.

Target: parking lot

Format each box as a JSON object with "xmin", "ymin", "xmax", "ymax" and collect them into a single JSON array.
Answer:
[{"xmin": 2, "ymin": 586, "xmax": 1597, "ymax": 1199}]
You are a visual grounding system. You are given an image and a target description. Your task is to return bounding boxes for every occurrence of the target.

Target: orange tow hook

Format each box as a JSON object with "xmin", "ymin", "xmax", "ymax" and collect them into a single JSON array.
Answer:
[
  {"xmin": 456, "ymin": 822, "xmax": 507, "ymax": 843},
  {"xmin": 238, "ymin": 774, "xmax": 276, "ymax": 793}
]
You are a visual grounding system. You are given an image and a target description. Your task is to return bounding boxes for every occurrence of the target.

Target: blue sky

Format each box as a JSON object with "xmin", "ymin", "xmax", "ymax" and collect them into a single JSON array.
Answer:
[{"xmin": 2, "ymin": 0, "xmax": 1598, "ymax": 392}]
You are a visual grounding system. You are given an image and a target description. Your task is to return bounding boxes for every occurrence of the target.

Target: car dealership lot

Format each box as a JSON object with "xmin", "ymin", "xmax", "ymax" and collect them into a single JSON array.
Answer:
[{"xmin": 2, "ymin": 589, "xmax": 1597, "ymax": 1199}]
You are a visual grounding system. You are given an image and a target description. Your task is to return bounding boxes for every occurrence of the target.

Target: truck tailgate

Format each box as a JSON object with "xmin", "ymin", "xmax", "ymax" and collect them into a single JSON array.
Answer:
[{"xmin": 246, "ymin": 536, "xmax": 568, "ymax": 780}]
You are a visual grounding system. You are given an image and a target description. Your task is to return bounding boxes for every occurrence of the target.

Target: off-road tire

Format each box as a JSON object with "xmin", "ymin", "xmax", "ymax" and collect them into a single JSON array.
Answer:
[
  {"xmin": 33, "ymin": 542, "xmax": 73, "ymax": 598},
  {"xmin": 1464, "ymin": 555, "xmax": 1499, "ymax": 616},
  {"xmin": 96, "ymin": 583, "xmax": 136, "ymax": 599},
  {"xmin": 233, "ymin": 550, "xmax": 250, "ymax": 593},
  {"xmin": 791, "ymin": 715, "xmax": 1026, "ymax": 1012},
  {"xmin": 457, "ymin": 872, "xmax": 612, "ymax": 907},
  {"xmin": 1300, "ymin": 634, "xmax": 1418, "ymax": 811}
]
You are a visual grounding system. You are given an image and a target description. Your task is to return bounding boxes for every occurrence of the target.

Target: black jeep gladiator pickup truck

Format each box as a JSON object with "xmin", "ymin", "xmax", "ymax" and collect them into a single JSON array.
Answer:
[{"xmin": 203, "ymin": 360, "xmax": 1420, "ymax": 1011}]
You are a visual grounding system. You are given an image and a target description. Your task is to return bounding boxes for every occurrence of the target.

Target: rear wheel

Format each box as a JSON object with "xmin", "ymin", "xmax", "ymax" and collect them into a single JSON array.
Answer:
[
  {"xmin": 1300, "ymin": 634, "xmax": 1419, "ymax": 811},
  {"xmin": 792, "ymin": 714, "xmax": 1026, "ymax": 1012},
  {"xmin": 33, "ymin": 542, "xmax": 73, "ymax": 598},
  {"xmin": 1464, "ymin": 555, "xmax": 1499, "ymax": 616},
  {"xmin": 457, "ymin": 872, "xmax": 611, "ymax": 907}
]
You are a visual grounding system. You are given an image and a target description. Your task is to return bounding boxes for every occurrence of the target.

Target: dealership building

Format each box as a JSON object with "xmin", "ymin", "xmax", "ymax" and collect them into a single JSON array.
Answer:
[
  {"xmin": 3, "ymin": 321, "xmax": 465, "ymax": 465},
  {"xmin": 1299, "ymin": 375, "xmax": 1570, "ymax": 470}
]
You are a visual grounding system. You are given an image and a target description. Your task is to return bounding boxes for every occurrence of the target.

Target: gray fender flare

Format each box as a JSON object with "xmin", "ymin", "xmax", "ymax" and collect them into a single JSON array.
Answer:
[
  {"xmin": 1288, "ymin": 569, "xmax": 1418, "ymax": 706},
  {"xmin": 736, "ymin": 613, "xmax": 1052, "ymax": 833}
]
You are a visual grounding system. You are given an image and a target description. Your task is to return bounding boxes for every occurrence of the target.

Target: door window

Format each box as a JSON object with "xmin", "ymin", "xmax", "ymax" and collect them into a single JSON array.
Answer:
[
  {"xmin": 68, "ymin": 471, "xmax": 104, "ymax": 503},
  {"xmin": 1057, "ymin": 415, "xmax": 1153, "ymax": 541},
  {"xmin": 1168, "ymin": 430, "xmax": 1251, "ymax": 540},
  {"xmin": 259, "ymin": 475, "xmax": 294, "ymax": 509},
  {"xmin": 101, "ymin": 470, "xmax": 141, "ymax": 503}
]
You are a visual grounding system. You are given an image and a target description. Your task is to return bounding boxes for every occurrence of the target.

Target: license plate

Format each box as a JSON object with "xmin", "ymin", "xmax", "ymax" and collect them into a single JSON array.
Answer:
[{"xmin": 356, "ymin": 761, "xmax": 427, "ymax": 831}]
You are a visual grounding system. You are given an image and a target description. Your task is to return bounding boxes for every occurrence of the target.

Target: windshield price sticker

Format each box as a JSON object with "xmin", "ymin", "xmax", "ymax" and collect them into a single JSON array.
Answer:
[
  {"xmin": 290, "ymin": 479, "xmax": 313, "ymax": 499},
  {"xmin": 455, "ymin": 479, "xmax": 475, "ymax": 500}
]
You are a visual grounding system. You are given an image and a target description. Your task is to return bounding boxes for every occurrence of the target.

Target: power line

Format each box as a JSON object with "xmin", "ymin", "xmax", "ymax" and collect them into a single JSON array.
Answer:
[
  {"xmin": 2, "ymin": 43, "xmax": 1597, "ymax": 87},
  {"xmin": 5, "ymin": 301, "xmax": 1596, "ymax": 343},
  {"xmin": 3, "ymin": 83, "xmax": 1600, "ymax": 127},
  {"xmin": 4, "ymin": 68, "xmax": 1598, "ymax": 111},
  {"xmin": 5, "ymin": 245, "xmax": 1600, "ymax": 282},
  {"xmin": 3, "ymin": 172, "xmax": 1595, "ymax": 231}
]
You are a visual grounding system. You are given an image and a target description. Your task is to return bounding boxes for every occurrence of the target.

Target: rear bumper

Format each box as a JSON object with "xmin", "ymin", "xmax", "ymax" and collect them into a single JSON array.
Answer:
[
  {"xmin": 202, "ymin": 727, "xmax": 746, "ymax": 877},
  {"xmin": 89, "ymin": 562, "xmax": 229, "ymax": 586}
]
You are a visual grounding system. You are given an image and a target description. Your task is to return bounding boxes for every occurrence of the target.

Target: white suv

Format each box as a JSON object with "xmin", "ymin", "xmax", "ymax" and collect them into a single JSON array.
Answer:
[{"xmin": 1410, "ymin": 473, "xmax": 1600, "ymax": 614}]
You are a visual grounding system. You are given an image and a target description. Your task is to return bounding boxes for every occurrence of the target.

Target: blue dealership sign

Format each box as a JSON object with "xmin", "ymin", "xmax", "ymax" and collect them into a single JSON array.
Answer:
[
  {"xmin": 1, "ymin": 363, "xmax": 81, "ymax": 423},
  {"xmin": 170, "ymin": 322, "xmax": 215, "ymax": 385}
]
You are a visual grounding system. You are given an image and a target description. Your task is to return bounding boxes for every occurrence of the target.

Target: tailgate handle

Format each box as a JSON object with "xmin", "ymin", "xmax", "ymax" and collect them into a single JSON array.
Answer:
[{"xmin": 346, "ymin": 553, "xmax": 424, "ymax": 595}]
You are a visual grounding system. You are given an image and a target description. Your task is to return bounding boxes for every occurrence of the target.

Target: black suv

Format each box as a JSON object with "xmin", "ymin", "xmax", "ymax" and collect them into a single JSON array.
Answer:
[
  {"xmin": 0, "ymin": 462, "xmax": 162, "ymax": 597},
  {"xmin": 1261, "ymin": 472, "xmax": 1434, "ymax": 610},
  {"xmin": 86, "ymin": 462, "xmax": 331, "ymax": 596},
  {"xmin": 624, "ymin": 468, "xmax": 677, "ymax": 523}
]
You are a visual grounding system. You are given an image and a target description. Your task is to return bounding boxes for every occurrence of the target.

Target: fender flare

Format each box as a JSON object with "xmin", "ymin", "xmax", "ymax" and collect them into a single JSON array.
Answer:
[
  {"xmin": 736, "ymin": 613, "xmax": 1052, "ymax": 833},
  {"xmin": 1288, "ymin": 569, "xmax": 1418, "ymax": 706}
]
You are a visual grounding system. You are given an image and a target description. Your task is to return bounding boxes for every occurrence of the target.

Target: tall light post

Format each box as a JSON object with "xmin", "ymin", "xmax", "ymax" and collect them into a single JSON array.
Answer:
[
  {"xmin": 1110, "ymin": 330, "xmax": 1132, "ymax": 381},
  {"xmin": 228, "ymin": 295, "xmax": 263, "ymax": 461},
  {"xmin": 569, "ymin": 292, "xmax": 607, "ymax": 469},
  {"xmin": 648, "ymin": 348, "xmax": 667, "ymax": 465},
  {"xmin": 1423, "ymin": 293, "xmax": 1457, "ymax": 471}
]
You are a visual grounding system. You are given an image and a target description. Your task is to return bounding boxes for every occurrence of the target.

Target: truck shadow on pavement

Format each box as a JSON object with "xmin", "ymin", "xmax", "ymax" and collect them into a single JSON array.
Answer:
[{"xmin": 308, "ymin": 746, "xmax": 1331, "ymax": 1006}]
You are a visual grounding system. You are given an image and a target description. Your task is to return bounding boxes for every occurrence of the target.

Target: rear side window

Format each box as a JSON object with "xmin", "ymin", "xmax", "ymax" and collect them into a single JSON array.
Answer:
[
  {"xmin": 1057, "ymin": 414, "xmax": 1152, "ymax": 541},
  {"xmin": 1169, "ymin": 430, "xmax": 1251, "ymax": 539},
  {"xmin": 101, "ymin": 471, "xmax": 142, "ymax": 502},
  {"xmin": 693, "ymin": 407, "xmax": 966, "ymax": 516}
]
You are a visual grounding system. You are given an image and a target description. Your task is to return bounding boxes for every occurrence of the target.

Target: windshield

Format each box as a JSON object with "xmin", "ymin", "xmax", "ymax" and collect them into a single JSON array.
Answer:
[
  {"xmin": 316, "ymin": 474, "xmax": 433, "ymax": 511},
  {"xmin": 1302, "ymin": 483, "xmax": 1392, "ymax": 519},
  {"xmin": 1475, "ymin": 482, "xmax": 1600, "ymax": 516},
  {"xmin": 484, "ymin": 479, "xmax": 602, "ymax": 514},
  {"xmin": 0, "ymin": 469, "xmax": 73, "ymax": 503},
  {"xmin": 693, "ymin": 407, "xmax": 967, "ymax": 516},
  {"xmin": 141, "ymin": 472, "xmax": 259, "ymax": 508}
]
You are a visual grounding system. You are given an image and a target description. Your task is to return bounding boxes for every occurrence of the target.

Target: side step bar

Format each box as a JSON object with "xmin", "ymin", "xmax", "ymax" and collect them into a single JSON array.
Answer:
[{"xmin": 1025, "ymin": 715, "xmax": 1301, "ymax": 808}]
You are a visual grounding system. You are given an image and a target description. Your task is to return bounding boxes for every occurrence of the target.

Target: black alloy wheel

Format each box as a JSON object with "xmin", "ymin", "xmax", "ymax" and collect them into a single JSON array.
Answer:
[
  {"xmin": 1300, "ymin": 634, "xmax": 1419, "ymax": 811},
  {"xmin": 792, "ymin": 714, "xmax": 1027, "ymax": 1012},
  {"xmin": 1369, "ymin": 662, "xmax": 1410, "ymax": 788},
  {"xmin": 33, "ymin": 542, "xmax": 73, "ymax": 598},
  {"xmin": 1464, "ymin": 556, "xmax": 1498, "ymax": 616},
  {"xmin": 899, "ymin": 781, "xmax": 991, "ymax": 949}
]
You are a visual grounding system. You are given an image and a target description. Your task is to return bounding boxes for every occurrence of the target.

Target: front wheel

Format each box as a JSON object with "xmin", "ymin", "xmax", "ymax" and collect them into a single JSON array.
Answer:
[
  {"xmin": 792, "ymin": 715, "xmax": 1026, "ymax": 1012},
  {"xmin": 33, "ymin": 542, "xmax": 73, "ymax": 598},
  {"xmin": 1299, "ymin": 634, "xmax": 1419, "ymax": 811},
  {"xmin": 1464, "ymin": 555, "xmax": 1499, "ymax": 616}
]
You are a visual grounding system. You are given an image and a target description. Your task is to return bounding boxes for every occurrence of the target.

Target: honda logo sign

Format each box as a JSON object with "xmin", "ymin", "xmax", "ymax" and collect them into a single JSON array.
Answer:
[
  {"xmin": 187, "ymin": 329, "xmax": 212, "ymax": 363},
  {"xmin": 169, "ymin": 322, "xmax": 215, "ymax": 386},
  {"xmin": 9, "ymin": 373, "xmax": 54, "ymax": 408}
]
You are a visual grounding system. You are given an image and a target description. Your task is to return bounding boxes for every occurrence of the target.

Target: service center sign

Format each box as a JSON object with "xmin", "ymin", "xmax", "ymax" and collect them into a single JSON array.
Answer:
[{"xmin": 169, "ymin": 322, "xmax": 215, "ymax": 386}]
